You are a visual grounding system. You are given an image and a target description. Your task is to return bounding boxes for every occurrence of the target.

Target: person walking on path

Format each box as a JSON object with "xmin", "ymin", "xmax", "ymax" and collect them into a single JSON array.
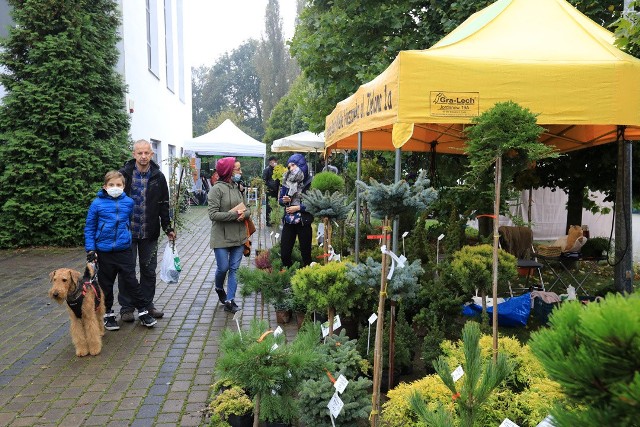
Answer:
[
  {"xmin": 262, "ymin": 156, "xmax": 279, "ymax": 226},
  {"xmin": 279, "ymin": 153, "xmax": 313, "ymax": 268},
  {"xmin": 118, "ymin": 139, "xmax": 175, "ymax": 322},
  {"xmin": 85, "ymin": 171, "xmax": 157, "ymax": 330},
  {"xmin": 208, "ymin": 157, "xmax": 250, "ymax": 314}
]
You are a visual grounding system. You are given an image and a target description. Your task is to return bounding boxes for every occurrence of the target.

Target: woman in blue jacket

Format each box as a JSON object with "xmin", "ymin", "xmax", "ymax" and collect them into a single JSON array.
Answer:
[{"xmin": 85, "ymin": 171, "xmax": 157, "ymax": 330}]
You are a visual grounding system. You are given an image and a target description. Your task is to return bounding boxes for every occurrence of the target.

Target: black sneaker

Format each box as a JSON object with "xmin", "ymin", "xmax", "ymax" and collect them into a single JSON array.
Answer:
[
  {"xmin": 224, "ymin": 300, "xmax": 240, "ymax": 313},
  {"xmin": 104, "ymin": 312, "xmax": 120, "ymax": 331},
  {"xmin": 215, "ymin": 287, "xmax": 227, "ymax": 305},
  {"xmin": 138, "ymin": 310, "xmax": 157, "ymax": 327}
]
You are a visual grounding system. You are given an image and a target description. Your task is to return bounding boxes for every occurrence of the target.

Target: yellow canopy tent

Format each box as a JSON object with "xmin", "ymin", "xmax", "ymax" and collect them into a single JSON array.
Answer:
[{"xmin": 325, "ymin": 0, "xmax": 640, "ymax": 154}]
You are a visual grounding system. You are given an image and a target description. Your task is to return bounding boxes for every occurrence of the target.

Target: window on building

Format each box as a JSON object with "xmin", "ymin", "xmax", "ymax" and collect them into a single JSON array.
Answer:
[
  {"xmin": 176, "ymin": 0, "xmax": 185, "ymax": 102},
  {"xmin": 168, "ymin": 144, "xmax": 176, "ymax": 163},
  {"xmin": 151, "ymin": 139, "xmax": 161, "ymax": 165},
  {"xmin": 146, "ymin": 0, "xmax": 160, "ymax": 78},
  {"xmin": 164, "ymin": 0, "xmax": 175, "ymax": 92}
]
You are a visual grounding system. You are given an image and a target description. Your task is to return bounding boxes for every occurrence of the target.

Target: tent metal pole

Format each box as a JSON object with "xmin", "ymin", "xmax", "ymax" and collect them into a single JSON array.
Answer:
[
  {"xmin": 392, "ymin": 148, "xmax": 401, "ymax": 253},
  {"xmin": 614, "ymin": 126, "xmax": 634, "ymax": 293},
  {"xmin": 355, "ymin": 132, "xmax": 362, "ymax": 264}
]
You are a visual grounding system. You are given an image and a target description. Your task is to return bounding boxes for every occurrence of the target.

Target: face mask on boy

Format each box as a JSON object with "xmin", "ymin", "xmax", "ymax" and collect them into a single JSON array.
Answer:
[
  {"xmin": 232, "ymin": 174, "xmax": 242, "ymax": 183},
  {"xmin": 106, "ymin": 187, "xmax": 123, "ymax": 198}
]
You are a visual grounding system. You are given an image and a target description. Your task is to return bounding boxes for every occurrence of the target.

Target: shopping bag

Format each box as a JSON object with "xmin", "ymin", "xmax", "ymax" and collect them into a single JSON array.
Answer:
[{"xmin": 160, "ymin": 242, "xmax": 182, "ymax": 284}]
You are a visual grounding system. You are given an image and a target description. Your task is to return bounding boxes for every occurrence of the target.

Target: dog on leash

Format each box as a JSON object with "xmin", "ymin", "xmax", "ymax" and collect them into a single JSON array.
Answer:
[{"xmin": 48, "ymin": 263, "xmax": 105, "ymax": 357}]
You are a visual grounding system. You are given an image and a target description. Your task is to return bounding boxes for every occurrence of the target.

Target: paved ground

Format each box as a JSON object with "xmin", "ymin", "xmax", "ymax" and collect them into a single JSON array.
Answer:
[{"xmin": 0, "ymin": 206, "xmax": 295, "ymax": 426}]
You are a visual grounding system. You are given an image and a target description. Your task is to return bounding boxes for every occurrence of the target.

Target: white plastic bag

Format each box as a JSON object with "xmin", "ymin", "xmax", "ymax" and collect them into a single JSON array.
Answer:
[{"xmin": 160, "ymin": 242, "xmax": 181, "ymax": 284}]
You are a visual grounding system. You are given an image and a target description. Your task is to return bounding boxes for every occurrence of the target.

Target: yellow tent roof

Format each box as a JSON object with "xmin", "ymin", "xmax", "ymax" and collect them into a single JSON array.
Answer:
[{"xmin": 325, "ymin": 0, "xmax": 640, "ymax": 154}]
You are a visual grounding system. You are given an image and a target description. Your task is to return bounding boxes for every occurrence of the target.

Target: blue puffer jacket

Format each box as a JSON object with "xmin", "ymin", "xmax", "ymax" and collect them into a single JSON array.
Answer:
[{"xmin": 84, "ymin": 190, "xmax": 134, "ymax": 252}]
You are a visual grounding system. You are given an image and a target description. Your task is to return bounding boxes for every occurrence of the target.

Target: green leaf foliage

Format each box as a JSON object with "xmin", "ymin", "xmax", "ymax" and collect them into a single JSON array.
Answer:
[
  {"xmin": 302, "ymin": 188, "xmax": 353, "ymax": 220},
  {"xmin": 0, "ymin": 0, "xmax": 130, "ymax": 247},
  {"xmin": 448, "ymin": 244, "xmax": 517, "ymax": 296},
  {"xmin": 310, "ymin": 171, "xmax": 345, "ymax": 193},
  {"xmin": 238, "ymin": 259, "xmax": 296, "ymax": 306},
  {"xmin": 529, "ymin": 293, "xmax": 640, "ymax": 427},
  {"xmin": 290, "ymin": 262, "xmax": 363, "ymax": 317}
]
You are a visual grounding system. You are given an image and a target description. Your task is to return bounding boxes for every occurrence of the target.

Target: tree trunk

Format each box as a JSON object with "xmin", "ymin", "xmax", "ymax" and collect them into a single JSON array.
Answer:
[
  {"xmin": 370, "ymin": 217, "xmax": 390, "ymax": 427},
  {"xmin": 253, "ymin": 393, "xmax": 261, "ymax": 427},
  {"xmin": 388, "ymin": 301, "xmax": 396, "ymax": 391},
  {"xmin": 328, "ymin": 306, "xmax": 335, "ymax": 336},
  {"xmin": 565, "ymin": 185, "xmax": 584, "ymax": 234}
]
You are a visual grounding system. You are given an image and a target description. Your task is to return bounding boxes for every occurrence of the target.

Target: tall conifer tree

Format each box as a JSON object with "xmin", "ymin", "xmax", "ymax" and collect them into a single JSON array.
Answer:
[{"xmin": 0, "ymin": 0, "xmax": 130, "ymax": 247}]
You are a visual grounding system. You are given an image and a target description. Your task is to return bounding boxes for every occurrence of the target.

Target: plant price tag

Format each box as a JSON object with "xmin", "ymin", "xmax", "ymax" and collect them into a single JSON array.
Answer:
[
  {"xmin": 270, "ymin": 343, "xmax": 279, "ymax": 352},
  {"xmin": 321, "ymin": 315, "xmax": 342, "ymax": 337},
  {"xmin": 536, "ymin": 416, "xmax": 554, "ymax": 427},
  {"xmin": 451, "ymin": 365, "xmax": 464, "ymax": 382},
  {"xmin": 500, "ymin": 419, "xmax": 520, "ymax": 427},
  {"xmin": 334, "ymin": 374, "xmax": 348, "ymax": 394},
  {"xmin": 273, "ymin": 326, "xmax": 283, "ymax": 337},
  {"xmin": 368, "ymin": 313, "xmax": 378, "ymax": 324},
  {"xmin": 327, "ymin": 392, "xmax": 344, "ymax": 418}
]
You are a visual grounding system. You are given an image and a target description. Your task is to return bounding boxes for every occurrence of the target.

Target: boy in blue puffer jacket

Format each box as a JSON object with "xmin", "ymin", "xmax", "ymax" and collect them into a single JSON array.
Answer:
[{"xmin": 85, "ymin": 171, "xmax": 157, "ymax": 330}]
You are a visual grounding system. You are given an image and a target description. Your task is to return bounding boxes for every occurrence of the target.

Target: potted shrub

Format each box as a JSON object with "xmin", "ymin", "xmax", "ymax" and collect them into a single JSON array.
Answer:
[
  {"xmin": 239, "ymin": 259, "xmax": 296, "ymax": 321},
  {"xmin": 273, "ymin": 292, "xmax": 293, "ymax": 324},
  {"xmin": 208, "ymin": 385, "xmax": 253, "ymax": 427},
  {"xmin": 216, "ymin": 319, "xmax": 322, "ymax": 427}
]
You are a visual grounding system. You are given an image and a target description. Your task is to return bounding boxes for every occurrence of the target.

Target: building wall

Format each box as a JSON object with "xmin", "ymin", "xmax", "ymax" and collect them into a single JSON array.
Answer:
[{"xmin": 118, "ymin": 0, "xmax": 192, "ymax": 178}]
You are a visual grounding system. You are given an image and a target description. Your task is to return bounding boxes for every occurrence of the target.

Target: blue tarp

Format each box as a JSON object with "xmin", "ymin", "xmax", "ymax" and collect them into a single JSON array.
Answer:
[{"xmin": 462, "ymin": 292, "xmax": 531, "ymax": 327}]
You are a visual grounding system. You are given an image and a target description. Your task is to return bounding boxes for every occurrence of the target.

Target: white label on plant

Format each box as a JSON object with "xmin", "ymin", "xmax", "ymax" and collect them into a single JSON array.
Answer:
[
  {"xmin": 275, "ymin": 233, "xmax": 280, "ymax": 239},
  {"xmin": 451, "ymin": 365, "xmax": 464, "ymax": 382},
  {"xmin": 500, "ymin": 419, "xmax": 520, "ymax": 427},
  {"xmin": 334, "ymin": 374, "xmax": 348, "ymax": 394},
  {"xmin": 327, "ymin": 392, "xmax": 344, "ymax": 418},
  {"xmin": 321, "ymin": 315, "xmax": 342, "ymax": 338},
  {"xmin": 536, "ymin": 416, "xmax": 555, "ymax": 427},
  {"xmin": 233, "ymin": 310, "xmax": 242, "ymax": 321},
  {"xmin": 270, "ymin": 343, "xmax": 278, "ymax": 352},
  {"xmin": 273, "ymin": 326, "xmax": 283, "ymax": 337},
  {"xmin": 368, "ymin": 313, "xmax": 378, "ymax": 324},
  {"xmin": 333, "ymin": 314, "xmax": 341, "ymax": 330}
]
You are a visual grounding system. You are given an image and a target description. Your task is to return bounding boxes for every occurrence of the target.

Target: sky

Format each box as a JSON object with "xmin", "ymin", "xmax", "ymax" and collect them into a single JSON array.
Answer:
[{"xmin": 186, "ymin": 0, "xmax": 299, "ymax": 68}]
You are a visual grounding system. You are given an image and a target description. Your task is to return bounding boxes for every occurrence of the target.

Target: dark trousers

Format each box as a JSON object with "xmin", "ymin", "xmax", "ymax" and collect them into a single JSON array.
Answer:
[
  {"xmin": 281, "ymin": 222, "xmax": 312, "ymax": 267},
  {"xmin": 118, "ymin": 238, "xmax": 158, "ymax": 313},
  {"xmin": 97, "ymin": 249, "xmax": 146, "ymax": 313}
]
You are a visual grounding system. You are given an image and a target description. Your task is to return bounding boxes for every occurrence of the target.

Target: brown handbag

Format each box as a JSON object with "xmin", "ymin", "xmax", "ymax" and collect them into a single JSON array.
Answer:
[
  {"xmin": 243, "ymin": 219, "xmax": 252, "ymax": 257},
  {"xmin": 245, "ymin": 217, "xmax": 256, "ymax": 236}
]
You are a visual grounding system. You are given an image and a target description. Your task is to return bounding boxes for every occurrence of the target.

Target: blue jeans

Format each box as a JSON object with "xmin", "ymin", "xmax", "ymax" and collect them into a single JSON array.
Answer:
[{"xmin": 214, "ymin": 245, "xmax": 244, "ymax": 302}]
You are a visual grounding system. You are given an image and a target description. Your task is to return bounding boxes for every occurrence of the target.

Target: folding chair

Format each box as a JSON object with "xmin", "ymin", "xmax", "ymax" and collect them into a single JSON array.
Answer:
[{"xmin": 498, "ymin": 226, "xmax": 545, "ymax": 296}]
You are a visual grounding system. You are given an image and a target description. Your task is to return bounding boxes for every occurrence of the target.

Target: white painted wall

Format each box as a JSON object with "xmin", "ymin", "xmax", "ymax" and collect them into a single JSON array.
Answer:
[{"xmin": 118, "ymin": 0, "xmax": 192, "ymax": 178}]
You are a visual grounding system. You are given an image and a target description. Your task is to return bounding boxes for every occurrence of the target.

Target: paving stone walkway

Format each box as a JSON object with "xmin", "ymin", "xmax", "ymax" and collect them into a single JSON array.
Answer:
[{"xmin": 0, "ymin": 207, "xmax": 294, "ymax": 426}]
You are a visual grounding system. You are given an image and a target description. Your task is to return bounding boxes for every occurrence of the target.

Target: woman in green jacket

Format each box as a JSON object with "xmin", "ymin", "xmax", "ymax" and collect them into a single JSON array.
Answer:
[{"xmin": 207, "ymin": 157, "xmax": 250, "ymax": 313}]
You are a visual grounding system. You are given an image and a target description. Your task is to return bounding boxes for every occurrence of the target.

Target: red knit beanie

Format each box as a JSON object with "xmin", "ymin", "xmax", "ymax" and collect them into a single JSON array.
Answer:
[{"xmin": 216, "ymin": 157, "xmax": 236, "ymax": 182}]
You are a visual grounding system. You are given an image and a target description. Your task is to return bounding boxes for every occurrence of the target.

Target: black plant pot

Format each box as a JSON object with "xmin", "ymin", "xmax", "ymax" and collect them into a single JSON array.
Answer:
[{"xmin": 227, "ymin": 413, "xmax": 253, "ymax": 427}]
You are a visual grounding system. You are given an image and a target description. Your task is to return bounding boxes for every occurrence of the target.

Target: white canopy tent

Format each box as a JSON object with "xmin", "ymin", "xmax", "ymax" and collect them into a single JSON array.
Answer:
[
  {"xmin": 271, "ymin": 131, "xmax": 325, "ymax": 153},
  {"xmin": 183, "ymin": 119, "xmax": 266, "ymax": 158}
]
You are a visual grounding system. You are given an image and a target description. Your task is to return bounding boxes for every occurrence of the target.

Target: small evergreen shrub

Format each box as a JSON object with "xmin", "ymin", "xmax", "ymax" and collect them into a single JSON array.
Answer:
[
  {"xmin": 383, "ymin": 330, "xmax": 563, "ymax": 427},
  {"xmin": 529, "ymin": 293, "xmax": 640, "ymax": 427},
  {"xmin": 310, "ymin": 171, "xmax": 345, "ymax": 193}
]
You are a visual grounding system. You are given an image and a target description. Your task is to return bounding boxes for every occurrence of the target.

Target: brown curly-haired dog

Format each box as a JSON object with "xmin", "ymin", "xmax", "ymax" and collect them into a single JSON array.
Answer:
[{"xmin": 48, "ymin": 264, "xmax": 105, "ymax": 356}]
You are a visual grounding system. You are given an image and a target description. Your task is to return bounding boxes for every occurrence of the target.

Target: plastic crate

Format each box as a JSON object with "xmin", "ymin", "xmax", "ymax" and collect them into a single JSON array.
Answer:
[{"xmin": 533, "ymin": 297, "xmax": 559, "ymax": 324}]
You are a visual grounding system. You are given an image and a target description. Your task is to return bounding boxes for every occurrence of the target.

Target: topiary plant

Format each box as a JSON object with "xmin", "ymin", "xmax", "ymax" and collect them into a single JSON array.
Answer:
[
  {"xmin": 290, "ymin": 262, "xmax": 362, "ymax": 335},
  {"xmin": 529, "ymin": 293, "xmax": 640, "ymax": 427},
  {"xmin": 310, "ymin": 170, "xmax": 345, "ymax": 193},
  {"xmin": 208, "ymin": 386, "xmax": 253, "ymax": 420},
  {"xmin": 448, "ymin": 244, "xmax": 517, "ymax": 320}
]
